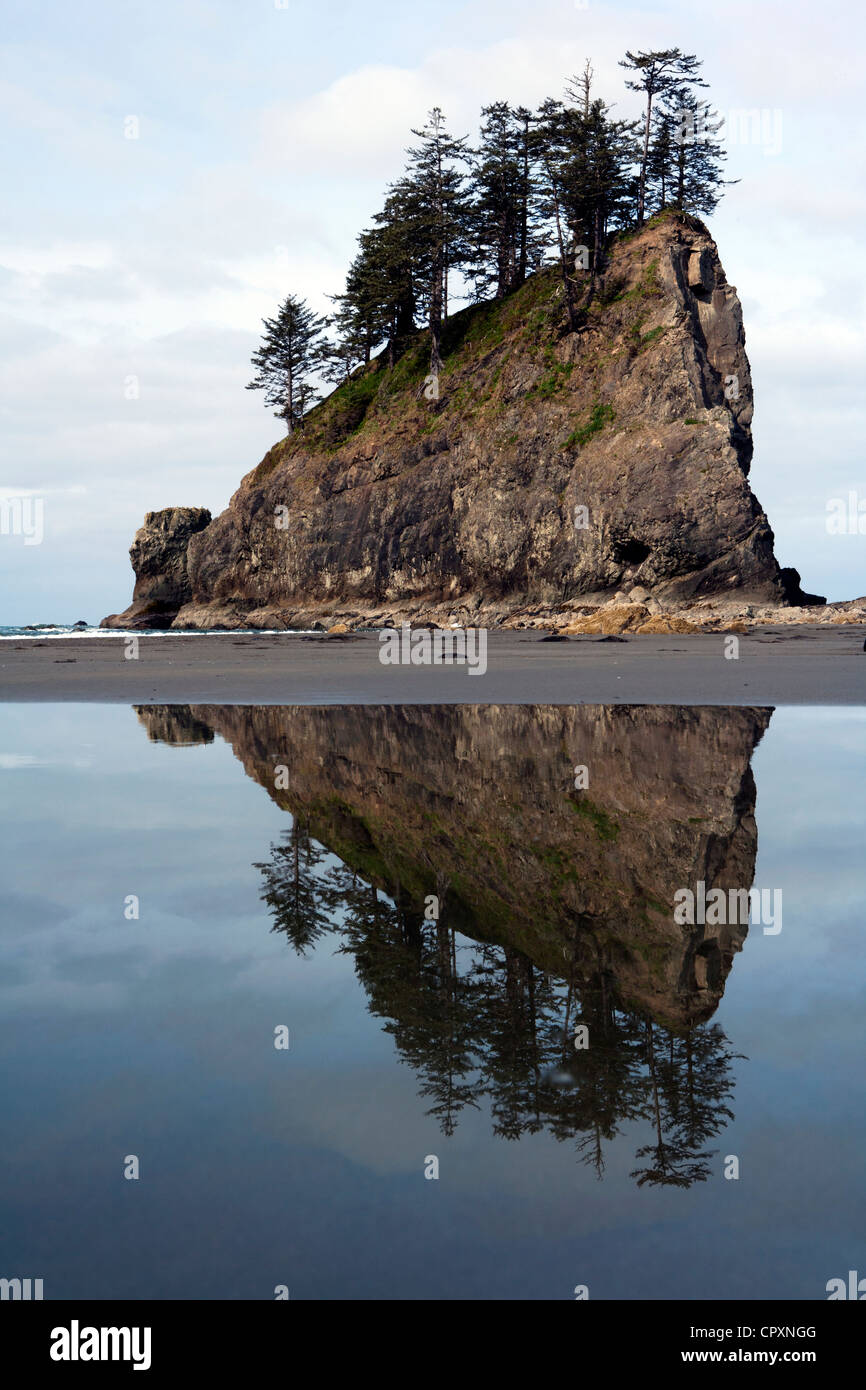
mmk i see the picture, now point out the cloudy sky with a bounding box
[1,0,863,622]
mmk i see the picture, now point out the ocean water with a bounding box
[0,627,319,639]
[0,702,864,1300]
[0,625,106,638]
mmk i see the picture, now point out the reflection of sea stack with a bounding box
[137,703,770,1029]
[133,704,214,745]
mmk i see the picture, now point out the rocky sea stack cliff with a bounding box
[104,213,833,633]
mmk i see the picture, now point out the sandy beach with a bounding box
[1,625,863,704]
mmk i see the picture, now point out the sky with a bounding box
[0,0,864,623]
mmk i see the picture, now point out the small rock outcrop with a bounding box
[102,507,211,629]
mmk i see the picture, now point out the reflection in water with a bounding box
[136,704,769,1187]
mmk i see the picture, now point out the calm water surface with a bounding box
[1,703,864,1300]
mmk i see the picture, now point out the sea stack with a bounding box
[102,214,823,632]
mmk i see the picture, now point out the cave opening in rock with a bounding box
[613,539,651,566]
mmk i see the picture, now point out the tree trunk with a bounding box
[517,113,530,285]
[430,303,442,377]
[638,93,653,224]
[593,204,603,276]
[497,202,509,297]
[430,147,444,376]
[285,343,296,434]
[548,168,578,331]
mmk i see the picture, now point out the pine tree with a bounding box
[320,269,374,388]
[332,191,419,376]
[467,102,543,299]
[514,105,536,286]
[645,102,677,213]
[246,294,328,434]
[559,74,638,271]
[532,83,635,327]
[368,187,420,365]
[400,108,471,378]
[319,305,367,388]
[533,96,580,329]
[661,85,731,216]
[619,48,706,224]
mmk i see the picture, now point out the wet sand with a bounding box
[1,626,864,704]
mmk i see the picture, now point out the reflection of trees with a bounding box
[255,822,745,1187]
[253,819,332,955]
[630,1021,743,1189]
[541,974,649,1180]
[335,871,482,1138]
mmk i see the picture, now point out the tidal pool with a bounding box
[0,703,864,1299]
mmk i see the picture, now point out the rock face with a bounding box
[102,507,211,629]
[136,701,770,1029]
[105,213,821,631]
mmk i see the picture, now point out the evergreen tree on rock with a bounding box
[401,107,471,379]
[619,48,706,224]
[246,294,328,434]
